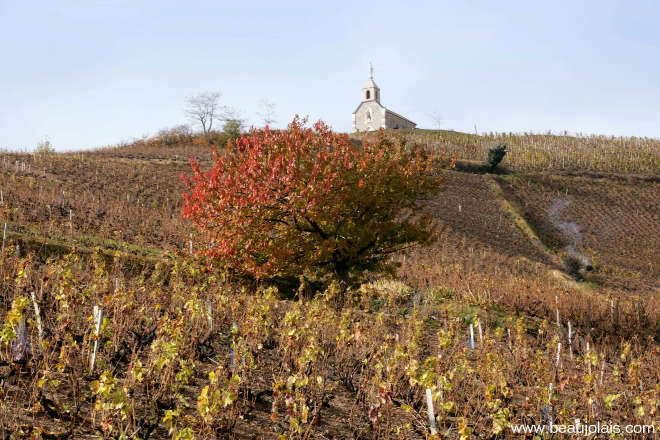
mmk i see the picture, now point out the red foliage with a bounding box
[182,117,452,282]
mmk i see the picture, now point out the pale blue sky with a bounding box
[1,0,659,150]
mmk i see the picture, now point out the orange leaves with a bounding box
[181,117,450,283]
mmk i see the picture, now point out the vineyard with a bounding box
[0,129,658,439]
[392,129,660,176]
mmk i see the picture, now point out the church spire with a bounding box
[362,63,380,103]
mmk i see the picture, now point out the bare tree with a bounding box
[184,91,222,136]
[256,98,277,127]
[429,111,443,129]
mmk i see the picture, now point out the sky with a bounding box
[1,0,659,151]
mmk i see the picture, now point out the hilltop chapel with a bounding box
[352,65,417,132]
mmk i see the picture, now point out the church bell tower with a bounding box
[362,63,380,103]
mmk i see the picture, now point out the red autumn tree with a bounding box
[182,117,451,284]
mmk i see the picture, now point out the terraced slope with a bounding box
[498,174,660,297]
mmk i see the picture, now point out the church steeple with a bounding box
[362,63,380,103]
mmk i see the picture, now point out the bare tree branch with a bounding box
[256,98,277,127]
[429,110,443,129]
[184,91,222,136]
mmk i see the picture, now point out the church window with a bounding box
[367,110,372,121]
[366,90,370,99]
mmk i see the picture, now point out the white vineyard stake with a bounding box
[189,233,193,255]
[556,342,561,368]
[90,305,104,374]
[478,320,483,344]
[2,223,6,252]
[425,388,437,435]
[468,323,475,350]
[568,321,573,360]
[30,291,43,355]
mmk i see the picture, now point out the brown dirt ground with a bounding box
[497,174,660,297]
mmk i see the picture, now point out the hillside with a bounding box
[390,128,660,176]
[0,131,658,438]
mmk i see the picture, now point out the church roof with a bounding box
[352,100,385,114]
[363,64,379,89]
[385,109,416,125]
[363,77,379,89]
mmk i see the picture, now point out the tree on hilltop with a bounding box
[184,91,222,136]
[257,98,277,127]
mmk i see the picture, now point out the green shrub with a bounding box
[487,143,507,170]
[222,119,243,140]
[563,255,582,280]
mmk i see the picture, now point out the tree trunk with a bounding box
[333,262,350,310]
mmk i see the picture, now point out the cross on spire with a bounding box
[369,62,374,78]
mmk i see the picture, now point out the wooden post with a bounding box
[614,300,619,329]
[13,318,29,362]
[230,322,238,371]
